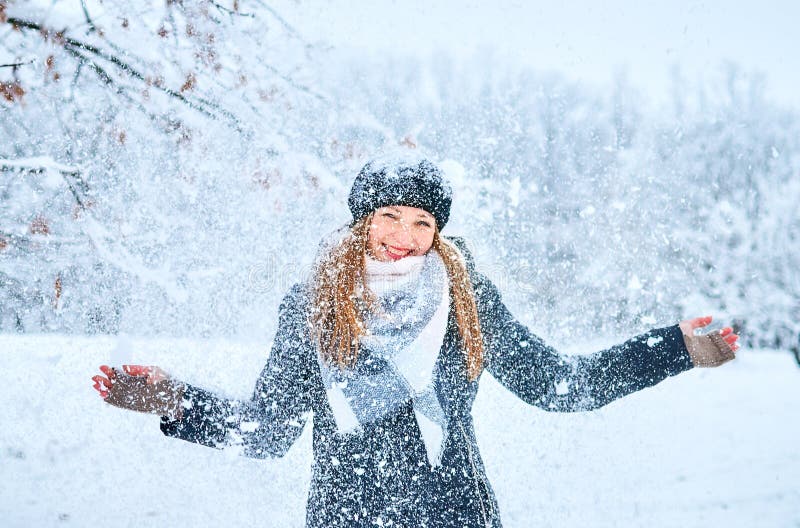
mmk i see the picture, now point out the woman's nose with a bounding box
[391,223,417,247]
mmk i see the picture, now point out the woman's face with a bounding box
[366,205,436,261]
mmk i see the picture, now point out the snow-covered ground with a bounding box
[1,334,798,527]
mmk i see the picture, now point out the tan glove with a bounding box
[94,365,185,419]
[683,330,736,368]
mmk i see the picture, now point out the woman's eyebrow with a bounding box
[382,206,431,219]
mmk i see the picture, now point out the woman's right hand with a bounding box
[679,315,738,367]
[92,365,185,419]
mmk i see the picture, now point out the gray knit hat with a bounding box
[348,155,453,229]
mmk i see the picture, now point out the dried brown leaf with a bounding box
[180,73,196,92]
[258,86,279,102]
[29,215,50,236]
[399,135,418,149]
[72,199,96,219]
[252,168,281,190]
[0,81,25,103]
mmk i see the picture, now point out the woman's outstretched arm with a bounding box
[158,284,316,458]
[472,273,737,412]
[93,284,317,459]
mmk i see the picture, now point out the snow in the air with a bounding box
[2,0,799,527]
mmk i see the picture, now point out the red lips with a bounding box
[384,244,413,260]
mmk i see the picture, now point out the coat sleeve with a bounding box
[160,285,316,458]
[473,273,694,412]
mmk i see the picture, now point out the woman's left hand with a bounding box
[679,315,739,367]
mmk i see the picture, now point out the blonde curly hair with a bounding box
[310,214,484,380]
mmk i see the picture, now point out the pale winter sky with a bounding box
[279,0,800,109]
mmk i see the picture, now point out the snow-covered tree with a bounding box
[2,4,797,352]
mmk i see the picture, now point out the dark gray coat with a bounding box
[161,240,693,527]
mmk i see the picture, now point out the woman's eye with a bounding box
[417,221,432,228]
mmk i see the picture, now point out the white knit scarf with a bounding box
[318,249,450,466]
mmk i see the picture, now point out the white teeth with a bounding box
[384,245,410,257]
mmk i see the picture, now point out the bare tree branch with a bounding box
[64,46,202,137]
[0,58,34,68]
[254,1,310,47]
[211,2,255,18]
[5,16,244,131]
[80,0,97,33]
[1,161,88,211]
[260,61,330,104]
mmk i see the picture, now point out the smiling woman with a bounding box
[367,205,436,261]
[92,153,738,527]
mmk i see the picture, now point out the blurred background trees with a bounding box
[2,1,798,352]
